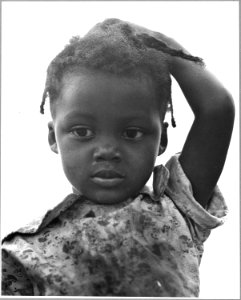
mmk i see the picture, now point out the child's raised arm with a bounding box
[133,25,235,207]
[162,36,235,208]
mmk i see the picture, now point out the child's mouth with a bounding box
[91,170,124,187]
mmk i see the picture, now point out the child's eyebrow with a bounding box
[62,112,96,122]
[119,114,155,123]
[119,111,162,123]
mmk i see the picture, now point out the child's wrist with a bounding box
[156,37,191,74]
[168,50,204,77]
[168,55,190,75]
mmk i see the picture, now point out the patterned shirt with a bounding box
[2,155,228,296]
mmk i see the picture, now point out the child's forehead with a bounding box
[64,68,153,84]
[61,68,158,100]
[55,69,162,121]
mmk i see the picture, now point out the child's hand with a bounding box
[125,20,183,52]
[126,21,203,72]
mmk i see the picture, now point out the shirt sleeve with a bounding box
[165,154,228,243]
[2,249,33,295]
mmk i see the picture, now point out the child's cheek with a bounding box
[59,149,85,183]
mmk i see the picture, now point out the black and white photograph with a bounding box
[1,1,239,298]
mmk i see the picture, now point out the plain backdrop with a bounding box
[1,1,239,299]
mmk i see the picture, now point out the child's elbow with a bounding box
[198,91,235,131]
[219,91,235,123]
[210,92,235,136]
[207,89,235,122]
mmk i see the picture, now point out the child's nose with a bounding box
[93,145,121,162]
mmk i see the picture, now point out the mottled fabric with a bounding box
[2,155,228,296]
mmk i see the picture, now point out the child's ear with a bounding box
[48,121,58,154]
[158,122,168,156]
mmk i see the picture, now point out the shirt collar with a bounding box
[140,164,170,200]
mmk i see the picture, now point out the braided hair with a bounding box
[41,18,204,127]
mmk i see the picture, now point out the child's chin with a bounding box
[90,196,128,205]
[87,190,133,205]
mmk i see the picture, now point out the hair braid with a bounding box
[40,89,47,114]
[138,33,205,66]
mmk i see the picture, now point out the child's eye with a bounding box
[123,128,144,140]
[71,127,94,138]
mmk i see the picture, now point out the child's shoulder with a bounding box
[2,194,80,244]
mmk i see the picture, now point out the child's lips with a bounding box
[91,170,124,187]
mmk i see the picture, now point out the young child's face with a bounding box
[49,71,163,204]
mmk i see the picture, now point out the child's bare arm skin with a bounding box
[134,25,235,207]
[161,35,235,208]
[172,58,234,207]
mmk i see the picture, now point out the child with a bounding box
[2,18,234,296]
